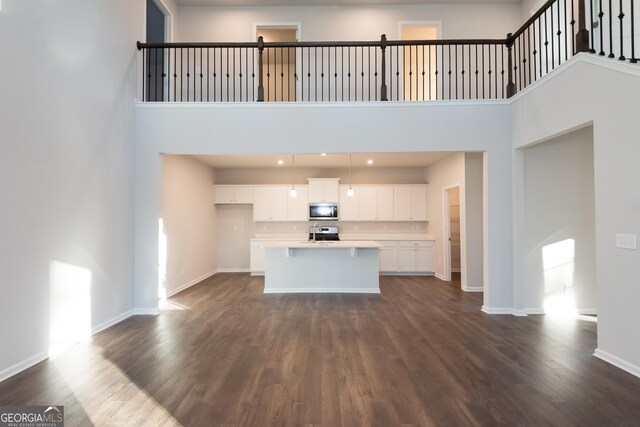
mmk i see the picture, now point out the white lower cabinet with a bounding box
[378,241,398,272]
[396,241,434,273]
[250,242,266,275]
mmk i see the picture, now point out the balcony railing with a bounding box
[137,0,637,103]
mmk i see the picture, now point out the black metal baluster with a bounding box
[154,48,158,102]
[245,48,249,102]
[475,44,478,99]
[441,45,445,100]
[368,46,372,101]
[538,18,543,77]
[315,46,318,101]
[550,5,556,69]
[232,48,236,102]
[335,47,339,101]
[590,0,596,52]
[599,0,605,55]
[301,47,304,101]
[361,47,365,101]
[272,48,276,101]
[199,48,203,102]
[506,34,515,98]
[618,0,626,60]
[482,43,486,98]
[448,45,452,100]
[226,47,231,101]
[564,0,569,60]
[142,48,146,101]
[533,23,538,82]
[375,46,378,101]
[167,48,171,102]
[631,0,637,62]
[487,45,492,99]
[422,45,426,100]
[239,48,243,102]
[252,47,256,102]
[308,47,312,101]
[147,48,152,101]
[267,48,271,101]
[429,45,432,100]
[187,48,190,101]
[571,0,576,55]
[341,46,344,101]
[321,47,324,102]
[455,45,458,99]
[557,0,562,65]
[461,45,465,99]
[608,0,615,57]
[435,45,439,100]
[470,44,473,99]
[501,43,506,98]
[281,47,284,101]
[545,11,550,73]
[396,46,400,101]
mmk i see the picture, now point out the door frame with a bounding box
[254,23,302,102]
[442,184,461,282]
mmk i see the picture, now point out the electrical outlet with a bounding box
[616,234,637,250]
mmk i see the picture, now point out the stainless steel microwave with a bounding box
[309,203,339,221]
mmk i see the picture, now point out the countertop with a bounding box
[261,240,382,249]
[252,234,434,241]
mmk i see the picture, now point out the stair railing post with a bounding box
[575,0,591,53]
[380,34,388,101]
[257,36,265,102]
[506,34,516,98]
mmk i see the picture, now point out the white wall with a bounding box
[176,4,521,41]
[217,205,255,271]
[162,155,218,296]
[522,126,596,313]
[135,102,514,314]
[464,152,484,291]
[512,55,640,375]
[215,167,428,185]
[424,153,465,280]
[0,0,142,379]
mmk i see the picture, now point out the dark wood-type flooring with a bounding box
[1,274,640,426]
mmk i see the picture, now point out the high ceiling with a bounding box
[175,0,518,6]
[192,152,455,169]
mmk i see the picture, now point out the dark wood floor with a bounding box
[2,274,640,426]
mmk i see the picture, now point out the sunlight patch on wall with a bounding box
[49,261,92,357]
[158,218,167,300]
[542,239,576,317]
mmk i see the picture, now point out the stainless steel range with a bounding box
[309,225,340,241]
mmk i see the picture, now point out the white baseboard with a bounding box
[380,272,434,277]
[132,308,161,316]
[216,268,250,273]
[462,286,483,292]
[92,309,134,335]
[525,308,546,315]
[264,287,380,294]
[594,348,640,379]
[250,272,265,277]
[435,273,446,281]
[166,269,217,298]
[511,309,529,317]
[578,308,598,315]
[0,352,48,384]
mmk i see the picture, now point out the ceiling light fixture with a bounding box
[347,154,355,197]
[321,153,327,157]
[367,159,374,165]
[289,154,297,198]
[278,160,284,165]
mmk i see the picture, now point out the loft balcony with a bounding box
[137,0,638,103]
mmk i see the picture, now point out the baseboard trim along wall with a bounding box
[264,288,381,294]
[216,268,250,273]
[594,348,640,379]
[482,306,544,316]
[578,308,598,315]
[462,285,483,292]
[166,270,217,298]
[92,309,134,335]
[132,308,162,316]
[0,352,49,384]
[435,273,446,281]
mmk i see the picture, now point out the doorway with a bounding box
[146,0,169,101]
[256,26,300,102]
[400,23,439,100]
[443,185,461,283]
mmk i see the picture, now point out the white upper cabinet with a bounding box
[358,186,394,221]
[253,186,288,221]
[214,185,254,204]
[339,185,359,221]
[308,178,340,203]
[287,186,309,221]
[393,185,429,221]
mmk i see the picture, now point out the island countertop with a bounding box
[261,240,382,249]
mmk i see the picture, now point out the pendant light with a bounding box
[289,153,297,198]
[347,153,355,197]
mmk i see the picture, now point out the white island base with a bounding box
[263,241,382,294]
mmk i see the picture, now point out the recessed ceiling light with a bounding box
[367,159,374,165]
[321,153,327,156]
[277,160,284,165]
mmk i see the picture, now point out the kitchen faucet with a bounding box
[311,222,319,243]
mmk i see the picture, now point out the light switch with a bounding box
[616,234,637,250]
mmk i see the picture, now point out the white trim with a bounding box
[594,349,640,379]
[216,268,250,273]
[462,286,483,292]
[0,352,48,384]
[525,308,546,315]
[264,288,380,294]
[435,273,446,281]
[398,20,443,41]
[380,272,434,276]
[132,308,161,316]
[482,306,515,314]
[92,310,134,335]
[578,308,598,315]
[165,270,217,297]
[251,272,265,277]
[511,309,528,317]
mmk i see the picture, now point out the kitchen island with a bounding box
[262,240,382,294]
